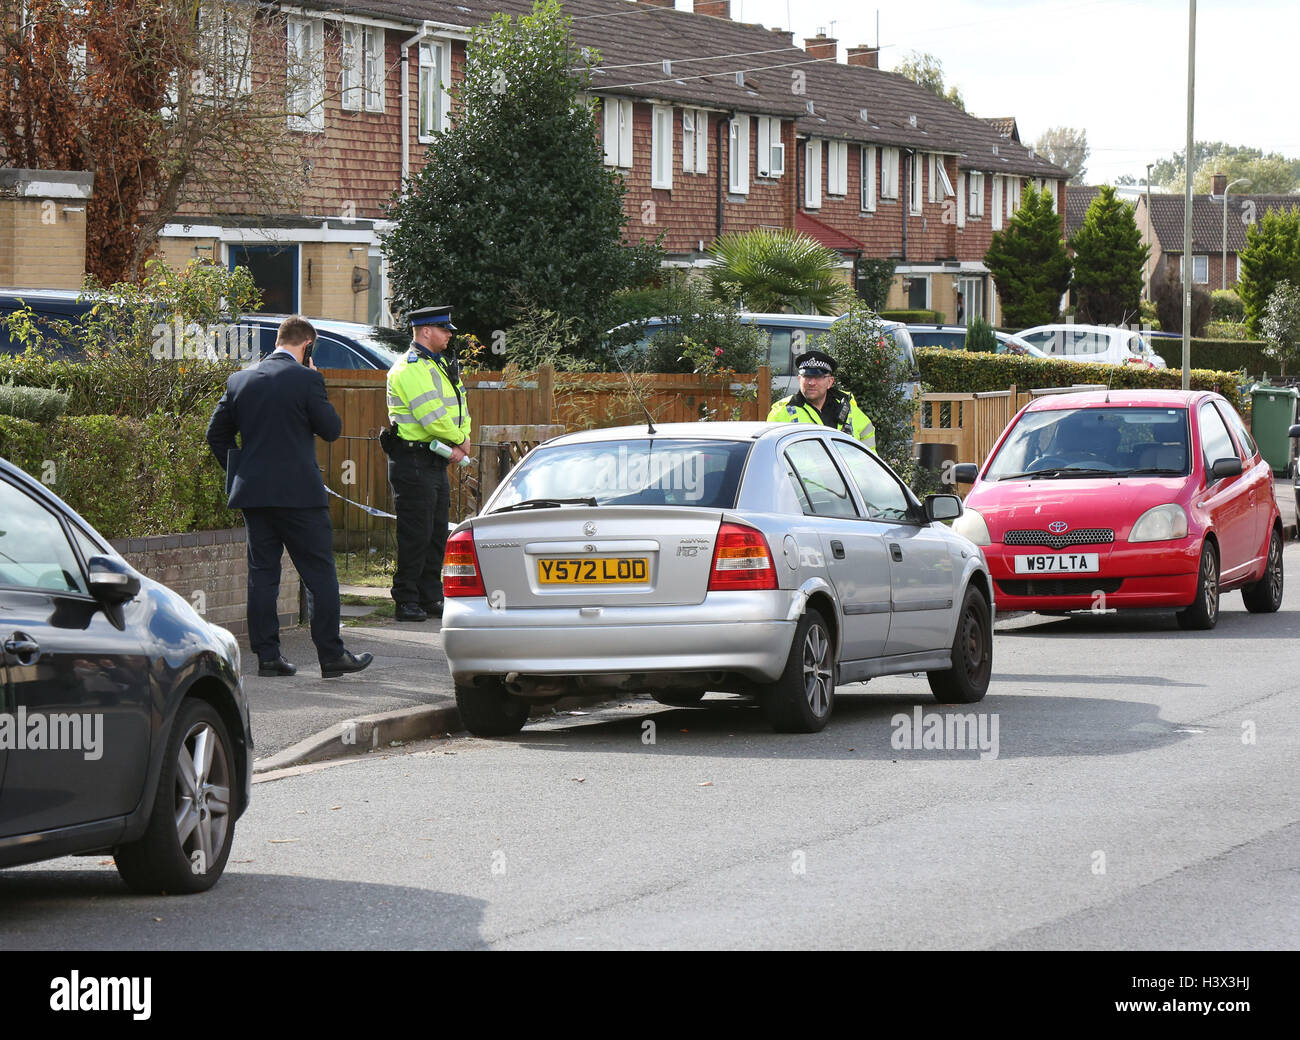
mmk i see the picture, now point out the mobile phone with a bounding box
[302,340,314,366]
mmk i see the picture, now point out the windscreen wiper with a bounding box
[1120,467,1185,476]
[490,497,599,514]
[998,466,1116,480]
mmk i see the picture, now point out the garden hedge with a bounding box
[916,348,1246,413]
[1148,337,1267,377]
[0,411,238,539]
[881,309,945,324]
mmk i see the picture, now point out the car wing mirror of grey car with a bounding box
[1288,423,1300,439]
[88,555,141,604]
[924,494,963,522]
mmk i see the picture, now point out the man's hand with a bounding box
[307,356,318,371]
[450,444,470,464]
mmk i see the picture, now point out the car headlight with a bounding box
[952,507,991,546]
[1128,504,1189,543]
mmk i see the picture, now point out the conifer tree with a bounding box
[983,186,1071,328]
[1069,185,1149,325]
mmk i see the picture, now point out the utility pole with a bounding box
[1145,163,1154,301]
[1181,0,1196,391]
[1222,177,1250,290]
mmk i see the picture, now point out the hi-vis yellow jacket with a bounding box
[768,388,876,452]
[386,347,471,448]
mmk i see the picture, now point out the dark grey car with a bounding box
[0,457,251,893]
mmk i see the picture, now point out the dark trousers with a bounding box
[388,448,450,606]
[244,507,344,664]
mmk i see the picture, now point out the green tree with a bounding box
[1260,281,1300,378]
[706,228,854,315]
[383,0,660,364]
[1033,127,1089,185]
[1151,141,1300,194]
[1068,185,1149,324]
[965,315,997,352]
[892,51,964,111]
[855,258,896,311]
[1237,207,1300,335]
[984,186,1071,329]
[821,302,919,480]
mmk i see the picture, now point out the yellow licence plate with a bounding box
[537,558,649,585]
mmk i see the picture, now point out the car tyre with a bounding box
[1176,542,1219,630]
[1242,527,1284,613]
[115,698,236,894]
[928,587,992,704]
[456,679,531,737]
[760,608,835,733]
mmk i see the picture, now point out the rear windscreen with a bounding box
[491,439,754,510]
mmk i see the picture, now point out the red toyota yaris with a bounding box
[952,390,1283,628]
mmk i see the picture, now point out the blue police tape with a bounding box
[324,486,398,520]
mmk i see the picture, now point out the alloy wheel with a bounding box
[174,721,232,875]
[802,624,834,717]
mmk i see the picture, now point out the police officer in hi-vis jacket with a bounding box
[767,349,876,451]
[385,306,472,622]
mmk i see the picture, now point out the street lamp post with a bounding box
[1222,177,1250,290]
[1145,163,1154,300]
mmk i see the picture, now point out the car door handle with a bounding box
[3,632,40,666]
[890,542,904,562]
[830,540,846,560]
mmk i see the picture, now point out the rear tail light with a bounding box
[443,529,486,597]
[708,521,778,591]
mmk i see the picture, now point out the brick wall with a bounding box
[0,197,88,289]
[110,528,300,641]
[300,242,370,322]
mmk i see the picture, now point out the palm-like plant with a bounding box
[706,228,854,315]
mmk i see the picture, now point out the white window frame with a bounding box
[651,105,674,189]
[1192,254,1210,284]
[728,115,750,195]
[602,97,634,168]
[190,4,253,100]
[805,138,822,209]
[860,145,877,212]
[756,117,784,179]
[957,172,966,228]
[287,15,325,133]
[909,152,923,215]
[968,172,985,217]
[364,26,385,113]
[928,154,940,204]
[1008,176,1022,214]
[992,174,1004,230]
[418,41,451,142]
[935,156,955,198]
[342,23,363,111]
[682,108,709,174]
[827,140,848,196]
[881,147,900,200]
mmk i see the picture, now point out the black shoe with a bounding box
[421,599,444,618]
[320,650,374,679]
[258,656,297,677]
[395,602,427,622]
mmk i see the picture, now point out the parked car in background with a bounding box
[952,389,1282,628]
[441,421,993,737]
[0,289,406,370]
[0,456,251,892]
[1015,323,1166,368]
[609,312,920,397]
[907,324,1050,358]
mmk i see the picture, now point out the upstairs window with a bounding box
[287,16,325,132]
[728,115,750,194]
[756,116,784,178]
[602,97,634,168]
[860,145,876,212]
[651,105,673,188]
[827,140,848,195]
[682,109,708,173]
[968,172,985,217]
[418,41,450,140]
[880,147,900,200]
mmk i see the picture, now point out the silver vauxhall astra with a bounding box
[441,422,994,736]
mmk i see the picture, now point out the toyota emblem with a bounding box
[583,521,597,536]
[1047,521,1069,534]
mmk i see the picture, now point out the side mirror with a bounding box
[87,555,141,604]
[1210,457,1243,479]
[925,494,963,522]
[1288,423,1300,439]
[953,463,979,484]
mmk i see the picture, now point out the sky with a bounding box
[670,0,1298,186]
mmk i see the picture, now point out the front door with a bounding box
[957,276,984,326]
[229,243,300,314]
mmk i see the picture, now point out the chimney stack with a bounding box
[1211,172,1227,196]
[695,1,732,18]
[846,45,879,68]
[804,33,838,62]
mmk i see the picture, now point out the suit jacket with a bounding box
[206,352,342,509]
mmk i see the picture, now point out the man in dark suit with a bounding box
[206,315,372,679]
